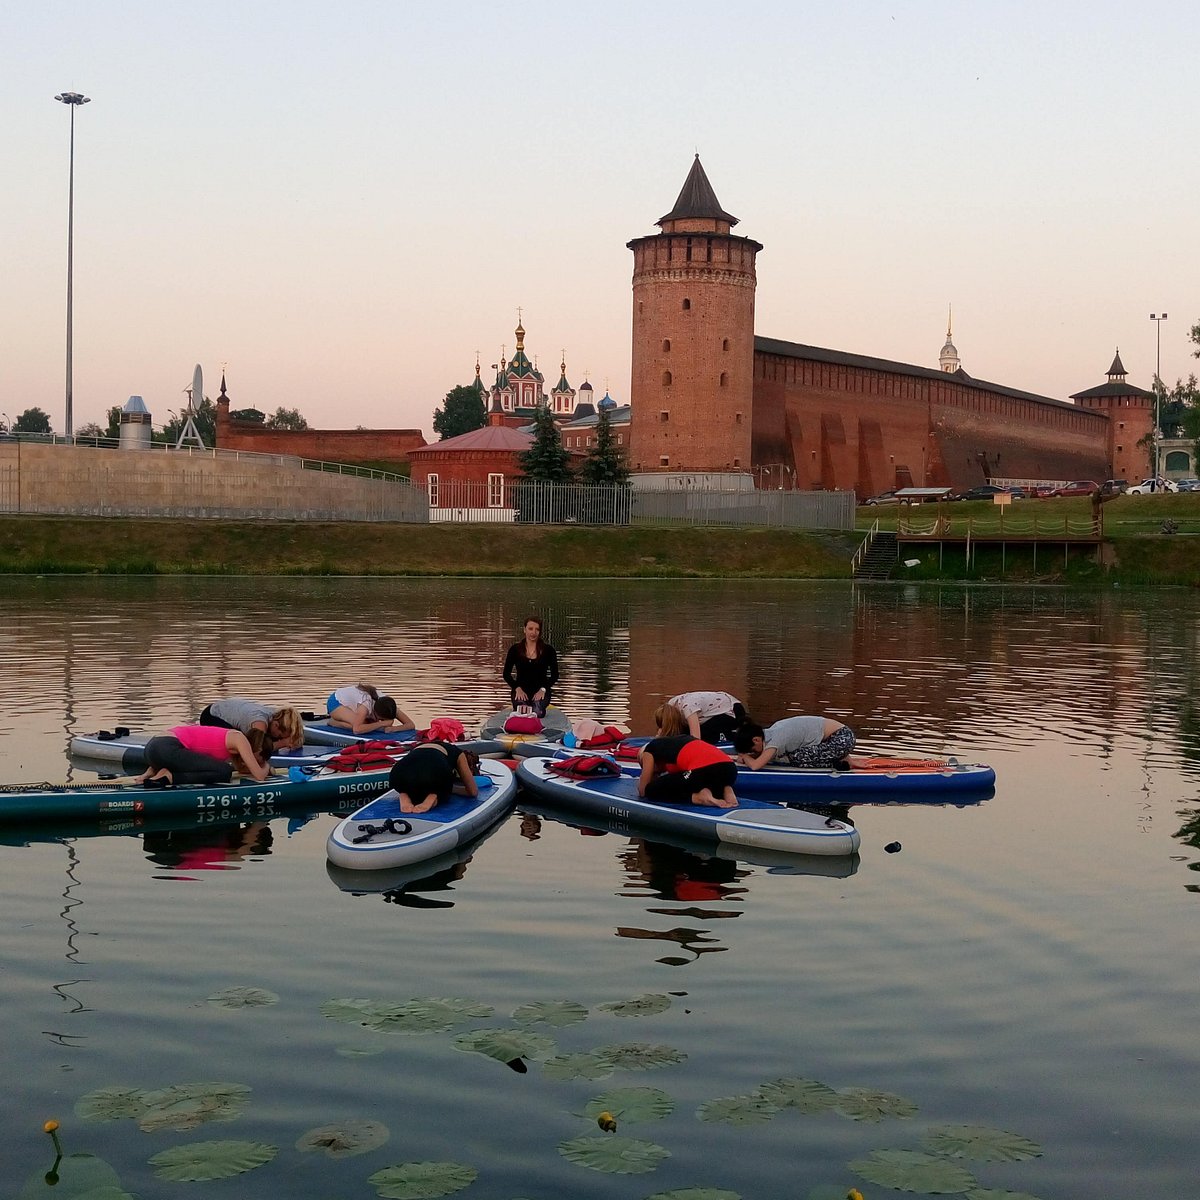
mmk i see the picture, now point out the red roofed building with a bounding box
[407,404,532,515]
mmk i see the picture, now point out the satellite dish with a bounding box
[175,363,207,449]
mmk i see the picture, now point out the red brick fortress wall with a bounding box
[753,340,1110,495]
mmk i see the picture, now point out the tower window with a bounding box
[660,456,670,467]
[720,372,728,388]
[682,298,691,311]
[735,411,742,423]
[662,339,671,352]
[662,370,672,386]
[686,237,693,262]
[660,411,669,423]
[722,338,729,352]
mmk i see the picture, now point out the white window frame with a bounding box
[427,473,439,507]
[487,473,504,507]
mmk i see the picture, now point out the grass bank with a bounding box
[0,516,859,578]
[1,512,1196,584]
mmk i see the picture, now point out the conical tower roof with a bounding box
[658,155,738,227]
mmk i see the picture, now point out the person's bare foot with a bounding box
[692,789,737,809]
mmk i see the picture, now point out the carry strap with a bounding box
[351,817,414,844]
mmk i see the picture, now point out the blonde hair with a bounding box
[653,702,688,736]
[270,707,305,749]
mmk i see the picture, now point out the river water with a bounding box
[2,576,1198,1199]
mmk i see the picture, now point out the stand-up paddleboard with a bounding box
[302,721,419,748]
[516,757,859,857]
[478,706,570,751]
[326,759,516,871]
[518,737,994,799]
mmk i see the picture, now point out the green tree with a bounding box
[265,406,309,431]
[14,407,52,434]
[432,383,487,440]
[230,407,265,424]
[579,407,630,486]
[519,403,572,482]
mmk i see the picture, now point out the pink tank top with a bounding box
[171,724,230,758]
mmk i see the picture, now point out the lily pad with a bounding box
[512,999,589,1027]
[594,1042,688,1071]
[297,1117,389,1158]
[835,1086,918,1122]
[149,1139,277,1182]
[645,1190,741,1200]
[922,1125,1043,1163]
[597,993,672,1017]
[559,1133,670,1174]
[850,1148,976,1194]
[18,1153,133,1199]
[137,1082,250,1131]
[367,1160,478,1199]
[454,1027,556,1063]
[697,1094,781,1126]
[542,1052,615,1082]
[75,1087,148,1122]
[757,1076,839,1114]
[584,1086,674,1123]
[206,985,278,1008]
[322,998,389,1025]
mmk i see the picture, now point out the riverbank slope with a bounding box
[3,514,1198,583]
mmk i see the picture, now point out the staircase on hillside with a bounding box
[853,530,898,580]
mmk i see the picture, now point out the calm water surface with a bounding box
[2,577,1198,1199]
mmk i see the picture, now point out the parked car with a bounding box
[1127,478,1178,495]
[1101,479,1128,494]
[1173,478,1199,492]
[1048,481,1100,497]
[955,484,1015,502]
[862,490,898,506]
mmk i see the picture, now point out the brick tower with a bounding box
[627,156,762,473]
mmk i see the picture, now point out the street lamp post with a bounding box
[55,91,90,440]
[1150,312,1168,483]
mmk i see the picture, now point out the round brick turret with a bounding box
[627,156,762,473]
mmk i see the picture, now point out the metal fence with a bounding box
[428,479,855,530]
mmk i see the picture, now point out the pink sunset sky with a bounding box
[4,0,1198,438]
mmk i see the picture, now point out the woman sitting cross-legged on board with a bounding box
[502,616,559,717]
[733,716,868,770]
[139,724,271,788]
[387,741,480,814]
[639,705,738,808]
[326,684,414,735]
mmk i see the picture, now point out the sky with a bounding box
[3,1,1198,439]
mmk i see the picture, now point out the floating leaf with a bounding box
[597,993,672,1017]
[75,1087,148,1122]
[512,999,588,1027]
[297,1117,389,1158]
[923,1125,1043,1163]
[18,1153,133,1199]
[584,1086,674,1123]
[368,1160,478,1199]
[697,1094,781,1126]
[543,1053,614,1081]
[454,1027,556,1063]
[206,985,278,1008]
[645,1190,741,1200]
[965,1190,1047,1200]
[595,1042,688,1072]
[558,1133,670,1174]
[137,1082,250,1131]
[758,1076,839,1114]
[322,998,388,1025]
[149,1139,277,1182]
[850,1148,975,1193]
[836,1087,918,1122]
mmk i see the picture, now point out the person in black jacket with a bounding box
[502,616,559,716]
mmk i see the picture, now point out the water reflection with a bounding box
[143,821,274,878]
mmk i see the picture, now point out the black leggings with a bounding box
[389,747,455,805]
[645,761,737,803]
[144,736,233,785]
